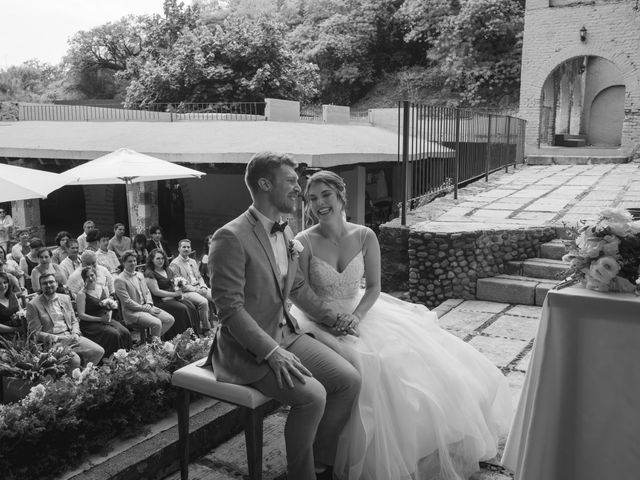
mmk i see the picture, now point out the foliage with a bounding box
[0,60,64,102]
[434,0,524,107]
[561,208,640,292]
[0,334,76,382]
[123,11,318,105]
[0,329,212,480]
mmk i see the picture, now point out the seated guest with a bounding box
[19,237,43,292]
[169,239,213,333]
[144,248,198,338]
[66,250,115,298]
[114,251,174,340]
[10,228,30,263]
[26,273,104,368]
[77,220,95,253]
[108,223,132,260]
[30,247,65,294]
[146,225,171,259]
[132,234,149,267]
[84,228,100,252]
[51,230,71,265]
[0,245,25,289]
[58,239,82,283]
[96,232,120,274]
[76,266,131,358]
[0,272,24,339]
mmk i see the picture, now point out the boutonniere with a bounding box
[288,239,304,260]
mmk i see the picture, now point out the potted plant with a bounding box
[0,334,76,403]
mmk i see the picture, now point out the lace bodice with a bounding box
[308,251,365,304]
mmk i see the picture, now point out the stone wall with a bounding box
[519,0,640,156]
[381,224,557,308]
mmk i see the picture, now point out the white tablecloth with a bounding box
[502,286,640,480]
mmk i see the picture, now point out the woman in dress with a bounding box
[291,171,513,480]
[132,234,149,267]
[76,266,131,358]
[30,247,65,294]
[19,237,42,293]
[144,248,198,337]
[0,245,25,289]
[52,230,71,264]
[198,234,213,288]
[0,272,24,340]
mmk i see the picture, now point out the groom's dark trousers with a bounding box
[206,207,360,479]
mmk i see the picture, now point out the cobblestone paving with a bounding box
[163,299,537,480]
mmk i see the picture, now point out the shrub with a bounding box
[0,329,212,480]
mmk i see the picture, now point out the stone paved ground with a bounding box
[162,298,537,480]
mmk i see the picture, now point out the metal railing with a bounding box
[18,102,266,122]
[398,101,526,225]
[299,104,323,122]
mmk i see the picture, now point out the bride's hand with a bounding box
[334,313,359,336]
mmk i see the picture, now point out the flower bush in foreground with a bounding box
[0,329,212,480]
[562,208,640,292]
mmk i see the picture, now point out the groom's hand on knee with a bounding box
[267,347,312,389]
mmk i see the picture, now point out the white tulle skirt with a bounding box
[291,292,513,480]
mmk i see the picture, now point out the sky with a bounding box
[0,0,168,68]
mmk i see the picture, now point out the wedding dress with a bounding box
[291,248,513,480]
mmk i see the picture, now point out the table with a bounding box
[502,286,640,480]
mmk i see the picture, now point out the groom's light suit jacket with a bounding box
[205,206,336,384]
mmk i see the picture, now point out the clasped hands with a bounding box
[332,312,360,336]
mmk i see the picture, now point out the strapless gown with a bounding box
[290,252,513,480]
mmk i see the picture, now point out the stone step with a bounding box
[477,275,557,306]
[504,257,568,280]
[539,239,567,260]
[526,155,629,165]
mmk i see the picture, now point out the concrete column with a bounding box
[10,198,45,241]
[126,181,159,235]
[341,166,366,225]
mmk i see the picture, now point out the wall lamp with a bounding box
[580,26,587,42]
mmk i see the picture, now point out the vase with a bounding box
[1,376,32,404]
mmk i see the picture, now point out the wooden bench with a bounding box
[171,358,274,480]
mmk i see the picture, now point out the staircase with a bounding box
[476,239,568,305]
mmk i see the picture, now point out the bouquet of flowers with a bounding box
[562,208,640,292]
[98,298,118,310]
[173,276,188,291]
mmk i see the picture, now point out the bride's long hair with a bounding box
[303,170,348,225]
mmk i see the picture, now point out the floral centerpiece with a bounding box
[562,208,640,292]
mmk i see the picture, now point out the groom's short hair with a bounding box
[245,151,297,195]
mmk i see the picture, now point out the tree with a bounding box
[123,14,319,106]
[0,60,63,102]
[435,0,524,106]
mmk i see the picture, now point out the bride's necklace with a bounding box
[320,225,347,246]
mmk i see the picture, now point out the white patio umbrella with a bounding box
[0,163,69,202]
[61,148,205,185]
[61,148,205,233]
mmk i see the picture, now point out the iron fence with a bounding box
[398,101,526,225]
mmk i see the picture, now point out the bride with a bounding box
[291,171,513,480]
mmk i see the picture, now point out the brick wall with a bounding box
[520,0,640,155]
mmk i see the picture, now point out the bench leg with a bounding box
[177,388,191,480]
[243,406,264,480]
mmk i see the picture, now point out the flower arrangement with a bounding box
[562,208,640,292]
[0,334,76,382]
[0,329,213,479]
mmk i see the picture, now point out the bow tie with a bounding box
[270,221,288,235]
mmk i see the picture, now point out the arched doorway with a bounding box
[539,56,624,147]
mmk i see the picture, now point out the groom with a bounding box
[206,151,361,479]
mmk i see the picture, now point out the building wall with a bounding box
[519,0,640,156]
